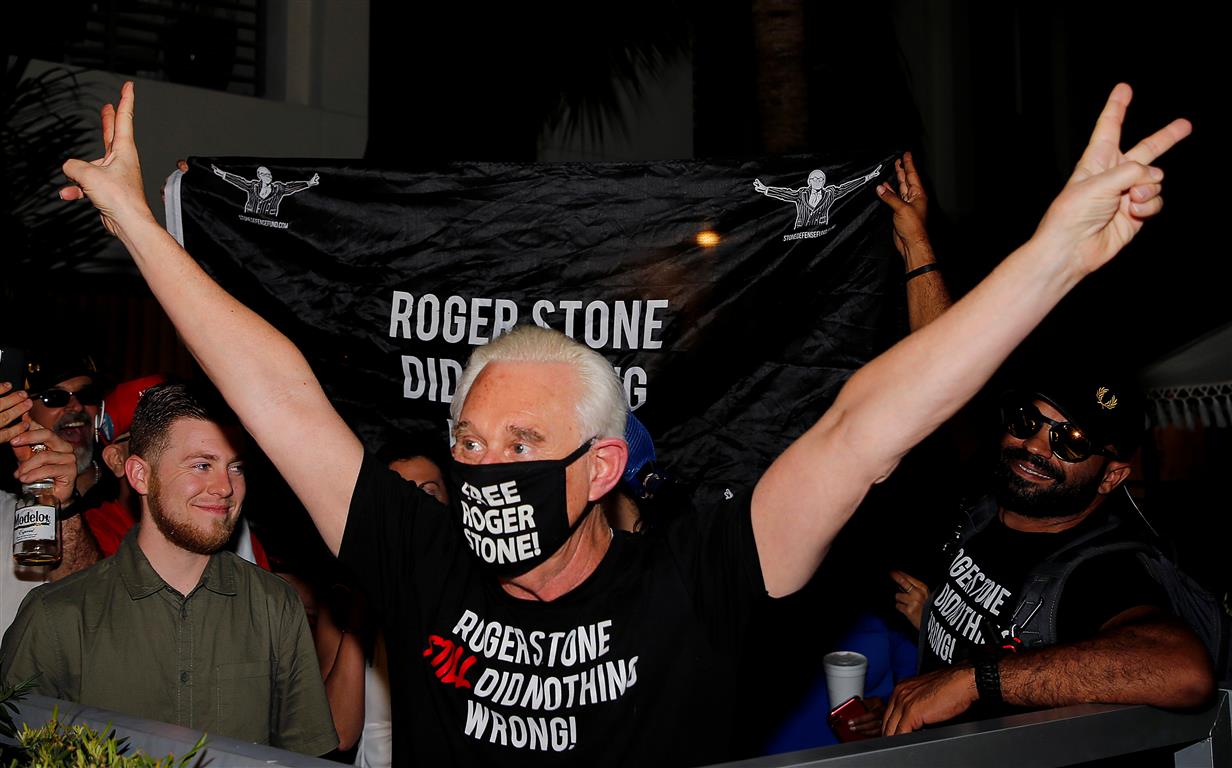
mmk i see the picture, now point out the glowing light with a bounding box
[695,230,721,248]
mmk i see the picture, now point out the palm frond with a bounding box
[536,3,692,148]
[1,61,110,301]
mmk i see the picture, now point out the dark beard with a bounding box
[147,473,235,555]
[993,447,1103,519]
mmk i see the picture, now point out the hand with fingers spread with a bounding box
[1,383,34,445]
[881,664,977,736]
[890,570,929,631]
[1035,83,1191,276]
[59,81,157,238]
[876,152,932,268]
[10,423,80,504]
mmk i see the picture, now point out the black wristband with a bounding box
[973,652,1002,706]
[58,487,83,520]
[905,263,940,281]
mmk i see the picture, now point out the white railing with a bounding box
[710,688,1231,768]
[6,688,1229,767]
[4,694,337,767]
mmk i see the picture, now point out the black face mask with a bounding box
[449,440,594,577]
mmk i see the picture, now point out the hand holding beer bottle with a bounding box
[4,384,80,565]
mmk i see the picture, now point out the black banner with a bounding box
[167,154,902,500]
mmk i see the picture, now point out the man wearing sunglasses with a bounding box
[1,351,106,582]
[0,384,85,634]
[27,357,102,474]
[881,372,1212,735]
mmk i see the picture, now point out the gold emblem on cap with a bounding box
[1096,387,1118,410]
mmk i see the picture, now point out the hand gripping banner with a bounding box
[166,154,901,500]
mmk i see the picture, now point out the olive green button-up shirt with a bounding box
[0,531,337,756]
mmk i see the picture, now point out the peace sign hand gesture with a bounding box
[59,81,157,238]
[1035,83,1191,278]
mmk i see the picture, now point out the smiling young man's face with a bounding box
[29,375,100,474]
[139,417,246,555]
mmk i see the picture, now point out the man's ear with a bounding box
[102,444,127,479]
[126,454,151,496]
[587,438,629,502]
[1098,459,1132,495]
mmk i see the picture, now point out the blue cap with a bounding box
[622,413,656,489]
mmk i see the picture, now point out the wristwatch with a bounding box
[58,487,84,520]
[973,647,1003,706]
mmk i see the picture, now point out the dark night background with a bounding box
[7,1,1221,393]
[365,2,1225,366]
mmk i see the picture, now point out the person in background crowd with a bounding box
[880,370,1212,735]
[9,351,109,578]
[0,384,81,634]
[84,373,272,567]
[601,413,688,534]
[875,151,952,332]
[378,435,451,503]
[85,374,166,556]
[2,383,338,754]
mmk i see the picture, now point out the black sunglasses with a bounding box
[33,383,103,408]
[1001,401,1113,464]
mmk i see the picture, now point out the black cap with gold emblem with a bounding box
[23,349,104,395]
[1004,367,1145,460]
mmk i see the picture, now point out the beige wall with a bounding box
[26,0,369,232]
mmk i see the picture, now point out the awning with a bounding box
[1140,321,1232,429]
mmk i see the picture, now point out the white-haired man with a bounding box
[59,82,1207,765]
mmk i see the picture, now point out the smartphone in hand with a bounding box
[1,346,28,428]
[828,695,871,743]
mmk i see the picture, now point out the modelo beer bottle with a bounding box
[13,479,61,566]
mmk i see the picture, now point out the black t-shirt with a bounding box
[339,453,767,767]
[920,504,1167,673]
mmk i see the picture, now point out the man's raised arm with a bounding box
[751,84,1191,597]
[876,152,953,331]
[60,82,360,553]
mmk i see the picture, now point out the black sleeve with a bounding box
[337,451,456,621]
[662,490,768,639]
[1057,551,1169,642]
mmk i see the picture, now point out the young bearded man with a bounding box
[1,383,338,755]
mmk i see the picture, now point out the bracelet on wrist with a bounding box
[58,487,84,520]
[905,263,940,281]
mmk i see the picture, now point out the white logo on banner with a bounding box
[753,164,881,241]
[212,164,320,228]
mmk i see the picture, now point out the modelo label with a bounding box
[13,505,56,544]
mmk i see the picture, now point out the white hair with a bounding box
[450,325,628,440]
